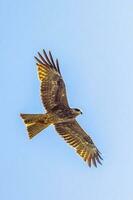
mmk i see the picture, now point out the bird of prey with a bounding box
[20,50,103,167]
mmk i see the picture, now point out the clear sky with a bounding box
[1,0,133,199]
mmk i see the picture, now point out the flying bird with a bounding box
[20,50,103,167]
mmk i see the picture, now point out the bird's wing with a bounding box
[35,50,69,111]
[55,120,103,167]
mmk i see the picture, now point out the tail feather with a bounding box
[27,123,48,139]
[20,114,45,124]
[20,113,50,139]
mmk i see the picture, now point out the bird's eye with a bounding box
[75,108,80,112]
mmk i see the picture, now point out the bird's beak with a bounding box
[80,111,83,114]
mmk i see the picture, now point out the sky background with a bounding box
[0,0,133,199]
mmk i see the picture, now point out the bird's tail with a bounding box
[20,113,51,139]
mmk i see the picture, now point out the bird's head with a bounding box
[72,108,83,116]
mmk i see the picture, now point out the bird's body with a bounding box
[20,50,103,167]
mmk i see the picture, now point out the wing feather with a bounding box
[55,120,103,167]
[35,50,69,111]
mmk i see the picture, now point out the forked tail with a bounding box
[20,114,50,139]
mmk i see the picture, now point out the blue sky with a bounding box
[1,0,133,199]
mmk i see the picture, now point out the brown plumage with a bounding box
[20,50,103,167]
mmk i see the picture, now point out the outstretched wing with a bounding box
[55,120,103,167]
[35,50,69,111]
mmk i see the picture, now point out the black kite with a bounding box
[20,50,103,167]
